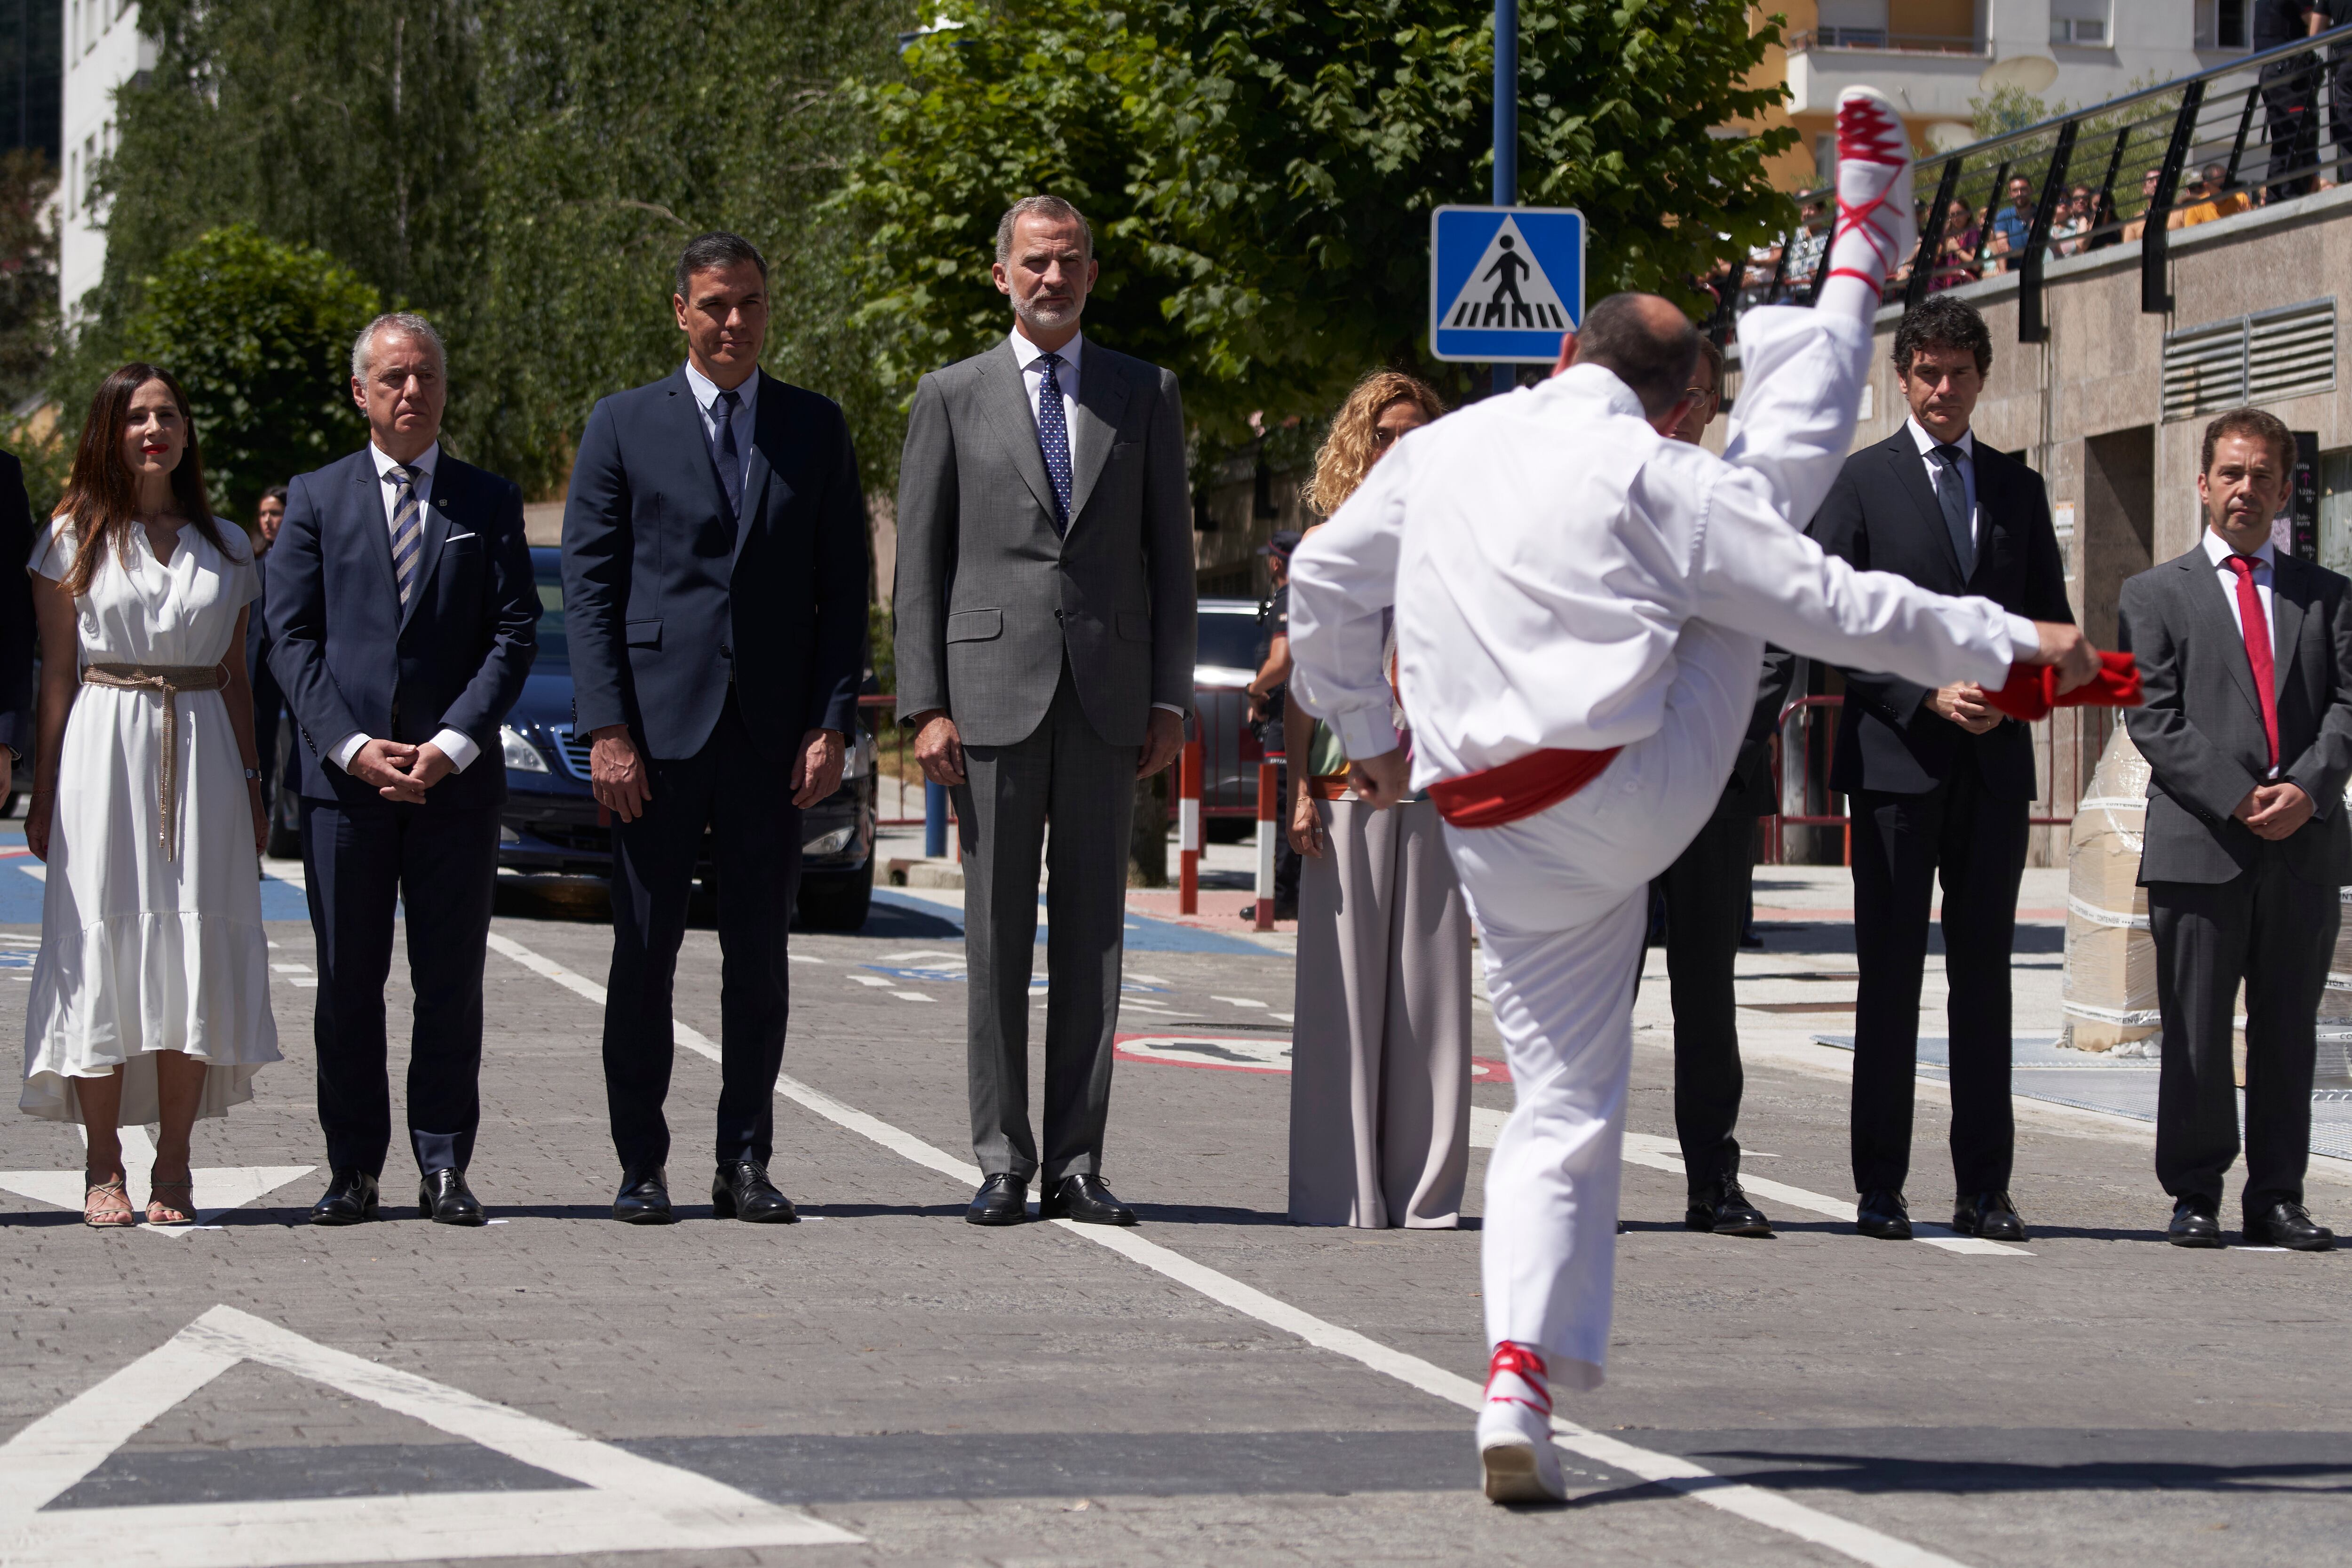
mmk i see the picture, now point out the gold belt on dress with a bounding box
[81,662,228,861]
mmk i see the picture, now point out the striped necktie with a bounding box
[389,463,424,606]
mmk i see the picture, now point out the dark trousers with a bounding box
[602,691,802,1173]
[300,797,499,1176]
[251,663,286,803]
[954,664,1137,1184]
[2147,848,2336,1219]
[1655,812,1756,1191]
[2263,57,2322,201]
[1849,764,2028,1196]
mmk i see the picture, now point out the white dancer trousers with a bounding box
[1443,616,1766,1390]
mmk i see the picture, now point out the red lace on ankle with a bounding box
[1828,95,1908,287]
[1484,1341,1552,1416]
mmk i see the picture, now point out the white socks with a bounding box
[1819,85,1918,330]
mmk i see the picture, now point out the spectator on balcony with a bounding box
[2120,166,2167,243]
[2050,186,2094,256]
[2257,0,2327,201]
[2326,0,2352,187]
[1779,200,1828,301]
[1928,199,1979,292]
[2180,163,2254,227]
[1282,368,1470,1230]
[1989,174,2035,269]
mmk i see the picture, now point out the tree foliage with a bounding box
[840,0,1796,451]
[118,224,380,520]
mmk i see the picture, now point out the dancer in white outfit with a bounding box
[1287,88,2102,1502]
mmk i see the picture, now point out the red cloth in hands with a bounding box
[1981,650,2143,724]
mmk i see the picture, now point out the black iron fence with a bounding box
[1709,26,2352,344]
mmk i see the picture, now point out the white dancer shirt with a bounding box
[1289,322,2039,790]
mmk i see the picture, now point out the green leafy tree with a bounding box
[840,0,1796,454]
[117,224,381,520]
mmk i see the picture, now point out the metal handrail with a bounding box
[1720,24,2352,337]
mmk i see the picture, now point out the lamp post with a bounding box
[1491,0,1518,399]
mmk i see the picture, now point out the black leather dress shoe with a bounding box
[966,1173,1028,1226]
[1951,1191,2026,1242]
[2167,1198,2224,1249]
[1039,1173,1136,1226]
[1855,1189,1912,1240]
[612,1166,675,1225]
[418,1168,485,1226]
[712,1160,799,1224]
[310,1169,379,1226]
[1685,1176,1772,1237]
[2244,1200,2335,1251]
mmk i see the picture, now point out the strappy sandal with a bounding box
[84,1173,137,1228]
[146,1170,196,1226]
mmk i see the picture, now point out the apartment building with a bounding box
[58,0,149,321]
[1750,2,2278,189]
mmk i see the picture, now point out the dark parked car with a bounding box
[266,546,879,930]
[1192,596,1274,830]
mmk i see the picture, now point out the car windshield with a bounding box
[532,574,569,667]
[1196,609,1266,673]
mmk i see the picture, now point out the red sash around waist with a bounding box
[1425,746,1625,829]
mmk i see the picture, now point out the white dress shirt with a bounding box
[1906,417,1979,550]
[1009,327,1082,435]
[683,358,758,500]
[2201,525,2277,645]
[1289,340,2038,788]
[328,440,480,775]
[1005,327,1184,721]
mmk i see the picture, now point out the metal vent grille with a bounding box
[2247,299,2338,406]
[2164,298,2336,422]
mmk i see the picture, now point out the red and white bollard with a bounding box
[1254,758,1279,931]
[1177,738,1202,915]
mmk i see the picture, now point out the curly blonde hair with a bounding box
[1302,370,1448,518]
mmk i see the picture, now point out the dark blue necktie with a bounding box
[711,387,743,518]
[1036,351,1073,534]
[1931,443,1974,579]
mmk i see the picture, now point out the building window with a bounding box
[2196,0,2251,49]
[1816,1,1889,49]
[2051,0,2109,47]
[2320,452,2352,580]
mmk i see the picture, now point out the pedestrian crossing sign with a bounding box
[1429,206,1586,363]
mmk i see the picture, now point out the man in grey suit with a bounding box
[2120,407,2352,1253]
[894,195,1196,1227]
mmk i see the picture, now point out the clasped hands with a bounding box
[1933,621,2103,733]
[2235,779,2316,841]
[345,738,455,805]
[585,724,846,821]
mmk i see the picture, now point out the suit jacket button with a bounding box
[720,644,732,658]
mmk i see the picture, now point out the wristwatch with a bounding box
[244,768,261,782]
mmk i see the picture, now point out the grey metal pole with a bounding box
[1491,0,1518,398]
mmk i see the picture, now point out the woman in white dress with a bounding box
[22,363,279,1226]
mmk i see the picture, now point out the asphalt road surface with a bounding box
[0,836,2345,1568]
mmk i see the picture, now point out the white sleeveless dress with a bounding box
[20,519,281,1123]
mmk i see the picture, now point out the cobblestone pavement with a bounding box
[1,827,2347,1568]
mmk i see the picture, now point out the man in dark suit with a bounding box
[1807,294,2072,1243]
[563,232,867,1226]
[270,313,538,1226]
[2120,408,2352,1252]
[246,485,290,811]
[1653,336,1789,1238]
[894,196,1195,1227]
[0,450,32,802]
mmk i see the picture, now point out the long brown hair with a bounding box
[52,364,229,599]
[1302,370,1448,518]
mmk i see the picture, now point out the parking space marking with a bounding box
[890,991,936,1003]
[0,1305,857,1565]
[1468,1110,2030,1257]
[485,930,1968,1568]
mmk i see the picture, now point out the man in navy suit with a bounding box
[561,233,867,1225]
[270,313,537,1227]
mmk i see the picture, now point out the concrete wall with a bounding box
[1721,181,2352,861]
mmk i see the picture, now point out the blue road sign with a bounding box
[1429,206,1585,364]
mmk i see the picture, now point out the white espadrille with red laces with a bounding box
[1476,1340,1566,1503]
[1825,85,1919,290]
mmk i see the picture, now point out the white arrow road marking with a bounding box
[0,1305,858,1566]
[485,930,1971,1568]
[0,1125,311,1235]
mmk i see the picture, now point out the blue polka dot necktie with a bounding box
[1035,350,1073,535]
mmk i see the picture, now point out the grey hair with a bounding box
[994,196,1093,265]
[350,312,446,382]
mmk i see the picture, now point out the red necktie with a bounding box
[2222,554,2280,772]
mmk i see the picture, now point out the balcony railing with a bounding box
[1788,28,1986,57]
[1709,24,2352,342]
